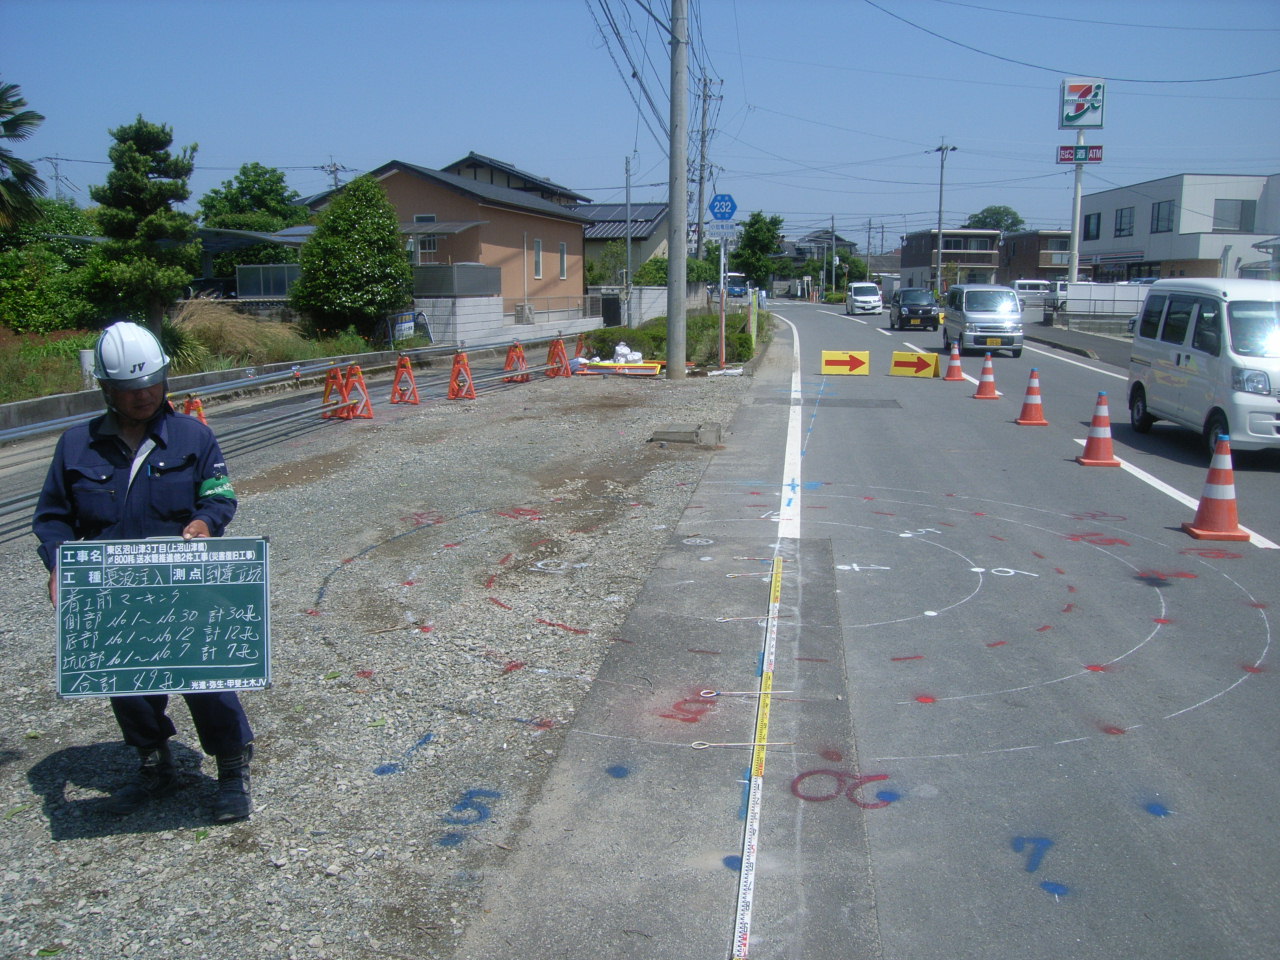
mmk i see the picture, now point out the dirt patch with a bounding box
[236,449,358,495]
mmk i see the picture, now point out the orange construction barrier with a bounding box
[340,364,373,419]
[321,367,349,419]
[448,352,477,400]
[574,333,588,359]
[503,342,531,383]
[1182,435,1250,541]
[943,342,965,382]
[1014,368,1049,426]
[971,353,1000,399]
[1076,391,1121,466]
[181,395,208,425]
[390,356,420,404]
[545,338,572,378]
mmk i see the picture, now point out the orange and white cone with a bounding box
[1076,391,1121,466]
[971,353,999,399]
[1015,368,1049,425]
[943,342,965,382]
[1182,435,1250,541]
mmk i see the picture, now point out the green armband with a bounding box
[199,475,236,500]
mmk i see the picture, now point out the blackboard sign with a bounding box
[56,537,271,698]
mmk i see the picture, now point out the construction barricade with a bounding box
[503,342,531,383]
[449,352,477,399]
[390,356,420,404]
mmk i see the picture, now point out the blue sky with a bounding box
[5,0,1278,252]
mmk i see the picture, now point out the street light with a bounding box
[933,142,957,298]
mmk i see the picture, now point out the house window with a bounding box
[559,242,567,280]
[1083,212,1100,241]
[1213,198,1256,233]
[1047,238,1069,251]
[1151,200,1174,234]
[533,239,542,279]
[1114,207,1134,238]
[414,214,437,263]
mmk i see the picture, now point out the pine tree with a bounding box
[86,116,199,332]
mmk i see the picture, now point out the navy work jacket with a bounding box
[33,406,237,572]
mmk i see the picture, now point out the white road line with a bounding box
[1024,342,1126,380]
[1071,439,1278,549]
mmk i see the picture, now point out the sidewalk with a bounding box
[1023,319,1132,368]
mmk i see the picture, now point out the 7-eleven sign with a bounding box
[1059,77,1105,130]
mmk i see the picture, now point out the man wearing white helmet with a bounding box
[33,321,255,823]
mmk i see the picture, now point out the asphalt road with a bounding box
[454,302,1279,960]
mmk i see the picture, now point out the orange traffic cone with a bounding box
[943,342,965,382]
[1015,369,1049,425]
[448,352,477,400]
[1182,435,1250,541]
[1076,392,1121,466]
[971,353,1000,399]
[390,356,420,404]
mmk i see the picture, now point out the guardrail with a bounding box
[0,332,582,446]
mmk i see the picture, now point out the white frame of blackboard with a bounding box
[56,536,271,698]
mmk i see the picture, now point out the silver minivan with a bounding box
[845,282,883,315]
[942,284,1024,358]
[1127,278,1280,455]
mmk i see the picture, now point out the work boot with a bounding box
[105,743,178,815]
[212,745,253,823]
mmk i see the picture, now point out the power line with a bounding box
[924,0,1280,33]
[862,0,1280,82]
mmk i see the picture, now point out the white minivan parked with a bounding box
[1127,278,1280,455]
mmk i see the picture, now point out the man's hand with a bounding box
[48,570,56,605]
[182,519,212,540]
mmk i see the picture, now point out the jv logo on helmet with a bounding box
[131,362,147,373]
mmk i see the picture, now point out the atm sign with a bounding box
[1057,145,1103,164]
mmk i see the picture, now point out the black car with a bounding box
[889,287,943,331]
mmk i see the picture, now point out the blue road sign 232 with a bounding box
[709,194,737,221]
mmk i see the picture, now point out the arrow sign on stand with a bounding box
[821,350,870,375]
[890,352,941,377]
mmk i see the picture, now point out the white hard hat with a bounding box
[93,322,170,390]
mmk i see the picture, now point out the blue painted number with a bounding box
[442,788,501,825]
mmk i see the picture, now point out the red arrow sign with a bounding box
[893,355,934,374]
[824,354,866,372]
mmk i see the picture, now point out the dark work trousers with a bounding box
[111,692,253,757]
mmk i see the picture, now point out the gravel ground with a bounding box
[0,361,756,960]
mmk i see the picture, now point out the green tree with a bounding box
[198,162,307,226]
[86,116,199,332]
[585,238,627,286]
[962,204,1025,233]
[728,211,783,288]
[289,175,411,337]
[0,196,100,332]
[632,255,718,286]
[197,162,308,277]
[0,81,47,230]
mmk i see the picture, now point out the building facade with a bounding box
[998,229,1088,283]
[1079,173,1279,282]
[900,228,1000,290]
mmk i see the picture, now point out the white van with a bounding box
[845,282,883,315]
[942,283,1024,358]
[1127,278,1280,455]
[1012,279,1051,308]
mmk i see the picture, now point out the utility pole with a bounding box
[867,218,873,279]
[831,215,837,295]
[694,76,721,260]
[933,142,957,297]
[666,0,688,380]
[625,155,634,327]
